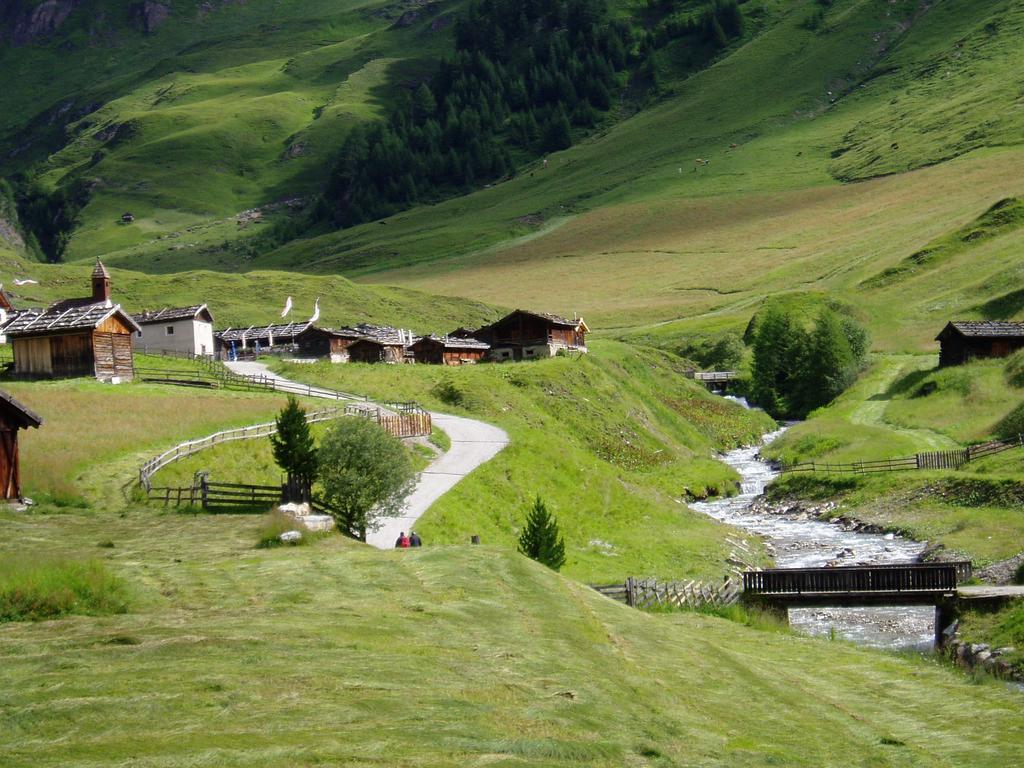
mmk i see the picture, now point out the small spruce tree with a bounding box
[270,397,318,502]
[518,496,566,571]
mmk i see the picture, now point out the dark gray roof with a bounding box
[349,324,418,346]
[134,305,212,324]
[0,389,43,429]
[4,302,142,337]
[215,322,311,343]
[415,335,490,351]
[941,321,1024,339]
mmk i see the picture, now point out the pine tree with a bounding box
[270,397,318,502]
[518,496,566,571]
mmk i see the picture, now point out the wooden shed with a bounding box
[3,260,141,381]
[411,335,490,365]
[474,309,589,361]
[936,321,1024,367]
[295,326,364,362]
[348,337,408,364]
[0,389,42,499]
[5,303,141,381]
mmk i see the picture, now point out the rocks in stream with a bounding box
[945,634,1023,682]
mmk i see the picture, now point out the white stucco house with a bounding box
[132,305,215,357]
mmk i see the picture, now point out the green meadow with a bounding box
[1,509,1022,768]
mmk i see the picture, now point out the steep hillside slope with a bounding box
[1,510,1021,767]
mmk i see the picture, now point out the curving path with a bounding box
[225,361,509,550]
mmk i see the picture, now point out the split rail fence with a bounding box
[782,434,1024,476]
[592,577,741,610]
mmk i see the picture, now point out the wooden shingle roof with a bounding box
[4,302,141,337]
[0,389,43,429]
[938,321,1024,340]
[134,305,213,324]
[215,322,311,343]
[414,335,490,351]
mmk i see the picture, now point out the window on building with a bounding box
[136,331,143,338]
[165,326,175,336]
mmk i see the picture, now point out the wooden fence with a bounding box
[783,434,1024,476]
[592,577,742,610]
[138,406,345,491]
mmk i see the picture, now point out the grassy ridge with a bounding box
[273,341,776,583]
[0,509,1021,766]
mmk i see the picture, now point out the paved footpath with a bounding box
[225,361,509,549]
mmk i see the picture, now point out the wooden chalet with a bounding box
[347,327,417,364]
[295,326,365,362]
[936,321,1024,367]
[474,309,589,361]
[411,335,490,366]
[133,304,215,357]
[4,261,141,381]
[214,321,311,357]
[0,389,42,499]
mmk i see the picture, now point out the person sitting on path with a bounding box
[395,532,410,548]
[410,531,422,547]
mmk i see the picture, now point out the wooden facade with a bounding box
[347,338,407,364]
[295,327,363,362]
[937,321,1024,367]
[4,263,140,382]
[411,336,490,366]
[475,309,588,361]
[0,390,43,500]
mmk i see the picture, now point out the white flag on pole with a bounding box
[281,296,293,318]
[308,297,320,324]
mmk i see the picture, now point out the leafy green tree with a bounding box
[541,107,573,152]
[317,418,416,541]
[518,496,566,571]
[270,397,318,501]
[750,307,797,417]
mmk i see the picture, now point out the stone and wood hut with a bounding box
[474,309,589,361]
[0,389,42,500]
[347,327,416,364]
[132,305,215,357]
[4,261,140,381]
[936,321,1024,367]
[411,335,490,365]
[295,326,365,362]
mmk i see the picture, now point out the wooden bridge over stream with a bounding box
[742,563,1024,645]
[596,563,1024,646]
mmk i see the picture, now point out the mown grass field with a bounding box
[272,341,777,583]
[1,507,1022,767]
[0,372,309,506]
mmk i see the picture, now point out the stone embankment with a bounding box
[944,636,1021,683]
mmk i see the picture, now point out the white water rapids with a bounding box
[690,428,937,650]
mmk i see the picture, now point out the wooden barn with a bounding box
[936,321,1024,367]
[295,326,365,362]
[474,310,589,361]
[0,389,42,500]
[411,335,490,366]
[3,261,141,381]
[339,327,412,364]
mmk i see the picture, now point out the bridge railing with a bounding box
[742,563,967,595]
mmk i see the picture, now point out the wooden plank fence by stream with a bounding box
[782,434,1023,476]
[592,577,741,609]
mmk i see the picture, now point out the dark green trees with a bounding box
[322,0,634,229]
[750,307,869,419]
[270,397,318,502]
[518,497,566,571]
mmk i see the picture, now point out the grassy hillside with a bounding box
[1,508,1021,767]
[271,341,776,583]
[0,248,497,330]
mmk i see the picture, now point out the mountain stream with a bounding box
[690,427,937,650]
